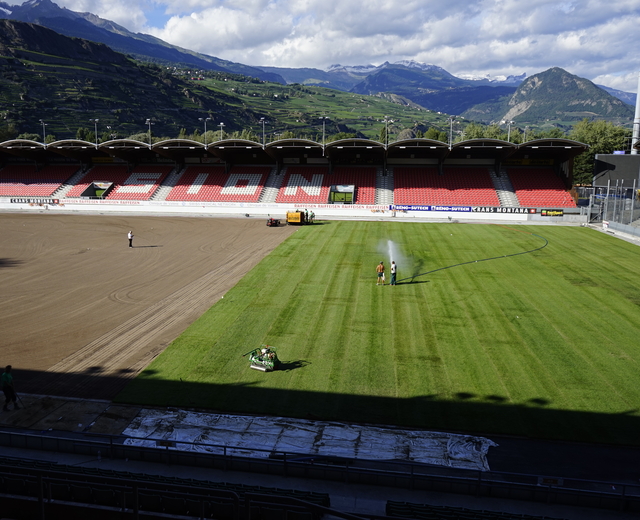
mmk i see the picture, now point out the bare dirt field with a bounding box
[0,212,296,400]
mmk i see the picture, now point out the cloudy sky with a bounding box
[18,0,640,91]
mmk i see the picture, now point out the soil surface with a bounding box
[0,213,296,400]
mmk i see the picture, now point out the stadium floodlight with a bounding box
[39,119,47,144]
[145,118,154,147]
[632,72,640,154]
[319,116,329,149]
[219,122,225,141]
[89,118,99,147]
[199,117,212,146]
[260,117,267,147]
[383,116,394,148]
[501,120,515,142]
[106,125,117,140]
[448,116,455,149]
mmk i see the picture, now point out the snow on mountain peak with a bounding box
[394,60,442,71]
[327,63,381,74]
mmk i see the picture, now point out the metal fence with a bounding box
[578,183,640,225]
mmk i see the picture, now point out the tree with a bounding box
[424,127,442,141]
[128,132,151,143]
[531,127,565,139]
[17,133,41,141]
[378,125,387,144]
[330,132,357,141]
[509,128,523,144]
[463,123,485,140]
[0,124,18,141]
[483,124,505,140]
[76,127,89,141]
[238,129,258,141]
[569,119,630,185]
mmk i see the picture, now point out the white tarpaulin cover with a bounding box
[122,410,497,471]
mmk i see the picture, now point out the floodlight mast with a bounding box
[632,72,640,154]
[448,116,455,149]
[90,118,99,147]
[501,120,515,142]
[39,119,47,144]
[199,117,211,146]
[384,116,393,148]
[319,116,329,154]
[260,117,267,148]
[145,118,154,147]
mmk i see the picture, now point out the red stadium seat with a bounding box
[0,165,79,196]
[66,165,172,200]
[275,166,376,205]
[508,168,577,208]
[166,165,270,202]
[393,167,500,206]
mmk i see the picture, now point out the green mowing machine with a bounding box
[243,345,281,372]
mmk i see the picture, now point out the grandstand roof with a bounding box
[47,139,111,162]
[0,139,49,161]
[387,139,449,160]
[265,138,324,162]
[98,139,157,162]
[325,138,385,162]
[151,139,205,161]
[449,139,517,161]
[509,138,588,162]
[0,137,588,165]
[210,139,271,163]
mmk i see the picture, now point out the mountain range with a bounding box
[0,0,636,131]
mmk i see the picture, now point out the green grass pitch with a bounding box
[116,222,640,446]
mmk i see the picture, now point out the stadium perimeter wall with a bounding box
[0,198,587,223]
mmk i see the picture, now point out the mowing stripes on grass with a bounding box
[117,223,640,446]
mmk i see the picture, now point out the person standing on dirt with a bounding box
[2,365,19,411]
[376,261,385,285]
[128,230,134,248]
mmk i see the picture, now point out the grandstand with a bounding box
[166,165,271,202]
[393,166,501,206]
[65,164,172,200]
[0,164,79,196]
[0,137,586,217]
[507,167,577,207]
[275,165,376,205]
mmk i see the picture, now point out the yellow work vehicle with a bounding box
[286,210,306,225]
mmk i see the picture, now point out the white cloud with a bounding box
[593,72,640,94]
[14,0,640,91]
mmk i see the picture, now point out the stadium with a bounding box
[1,134,640,520]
